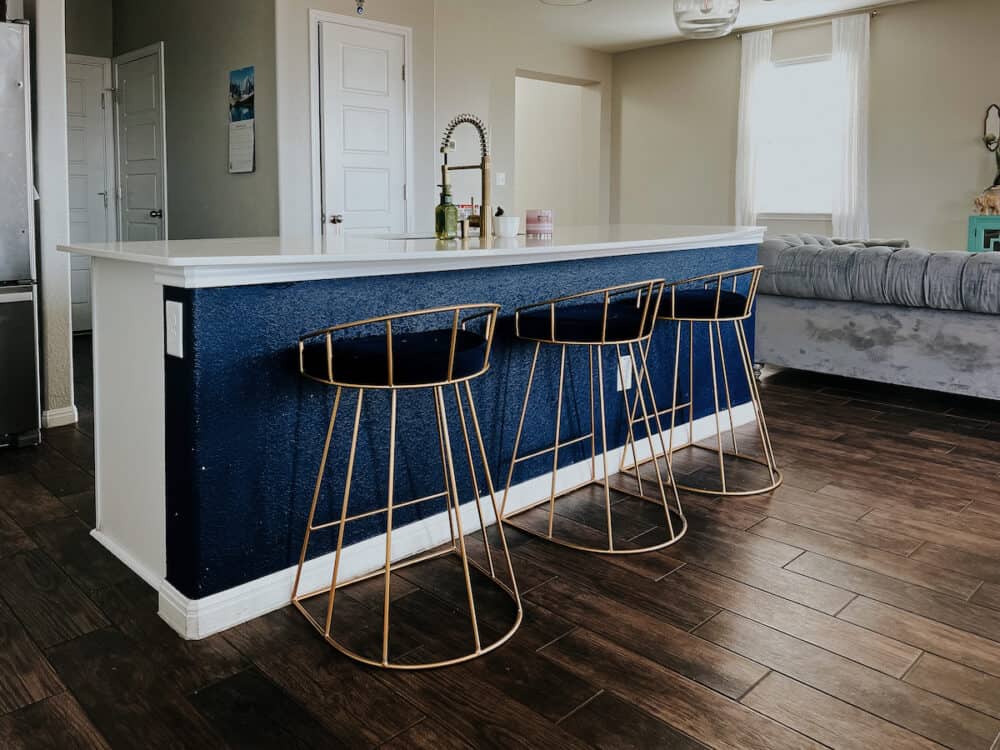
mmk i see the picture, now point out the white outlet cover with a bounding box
[495,172,507,187]
[165,301,184,358]
[617,355,633,391]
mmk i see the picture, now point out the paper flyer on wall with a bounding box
[228,65,255,174]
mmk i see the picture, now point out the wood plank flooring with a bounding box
[2,340,1000,748]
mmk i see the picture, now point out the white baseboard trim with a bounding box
[42,405,79,429]
[91,529,164,592]
[156,402,756,640]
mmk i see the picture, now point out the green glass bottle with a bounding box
[435,184,458,240]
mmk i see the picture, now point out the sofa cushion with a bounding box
[848,245,894,305]
[788,245,855,301]
[885,248,930,308]
[925,252,967,311]
[963,253,1000,314]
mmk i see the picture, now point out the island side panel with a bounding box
[91,258,167,585]
[163,244,757,600]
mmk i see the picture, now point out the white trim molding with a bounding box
[156,403,756,640]
[41,405,79,428]
[91,529,163,591]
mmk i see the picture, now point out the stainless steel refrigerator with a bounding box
[0,21,41,448]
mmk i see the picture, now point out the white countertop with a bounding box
[59,225,765,288]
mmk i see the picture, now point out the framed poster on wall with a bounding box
[229,65,255,174]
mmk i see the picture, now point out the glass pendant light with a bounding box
[674,0,741,39]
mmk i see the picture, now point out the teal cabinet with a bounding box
[968,215,1000,252]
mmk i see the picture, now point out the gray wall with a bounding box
[65,0,112,57]
[114,0,278,239]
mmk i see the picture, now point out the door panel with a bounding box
[66,58,113,332]
[320,22,406,245]
[114,46,167,243]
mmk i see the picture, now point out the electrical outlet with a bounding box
[617,355,633,392]
[165,301,184,358]
[495,172,507,187]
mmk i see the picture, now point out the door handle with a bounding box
[328,214,344,225]
[149,210,163,219]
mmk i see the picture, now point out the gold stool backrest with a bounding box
[513,279,667,345]
[661,265,764,322]
[298,303,501,389]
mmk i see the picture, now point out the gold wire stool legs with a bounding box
[291,385,522,671]
[627,319,781,497]
[501,343,687,555]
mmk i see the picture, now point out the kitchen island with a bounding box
[59,225,764,638]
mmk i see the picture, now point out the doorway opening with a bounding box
[65,43,166,332]
[514,74,602,227]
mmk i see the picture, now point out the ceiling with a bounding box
[472,0,922,53]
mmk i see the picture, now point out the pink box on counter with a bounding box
[525,209,554,237]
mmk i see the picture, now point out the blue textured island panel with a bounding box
[164,244,757,598]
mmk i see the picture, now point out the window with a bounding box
[754,57,847,215]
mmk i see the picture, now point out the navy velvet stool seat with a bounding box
[501,280,687,555]
[668,289,749,320]
[623,265,782,497]
[517,299,657,343]
[293,304,522,670]
[302,328,488,387]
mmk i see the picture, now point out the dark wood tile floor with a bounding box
[3,337,1000,748]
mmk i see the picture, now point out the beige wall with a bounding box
[115,0,279,240]
[613,0,998,249]
[65,0,112,57]
[869,0,997,248]
[275,0,613,240]
[515,76,601,225]
[275,0,436,240]
[612,35,740,227]
[435,0,613,227]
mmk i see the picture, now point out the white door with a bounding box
[66,56,115,332]
[319,20,407,243]
[113,43,167,242]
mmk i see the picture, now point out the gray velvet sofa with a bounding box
[756,234,1000,400]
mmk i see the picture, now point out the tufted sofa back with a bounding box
[759,234,1000,314]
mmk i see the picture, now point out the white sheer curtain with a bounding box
[833,13,871,239]
[735,29,773,227]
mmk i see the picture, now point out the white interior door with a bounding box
[67,55,114,333]
[113,43,167,242]
[319,20,407,242]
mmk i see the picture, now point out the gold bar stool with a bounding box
[500,280,687,554]
[626,266,781,496]
[291,304,522,670]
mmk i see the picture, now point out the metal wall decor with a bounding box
[983,104,1000,188]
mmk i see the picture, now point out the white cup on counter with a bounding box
[494,216,521,238]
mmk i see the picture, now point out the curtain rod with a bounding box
[735,6,880,38]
